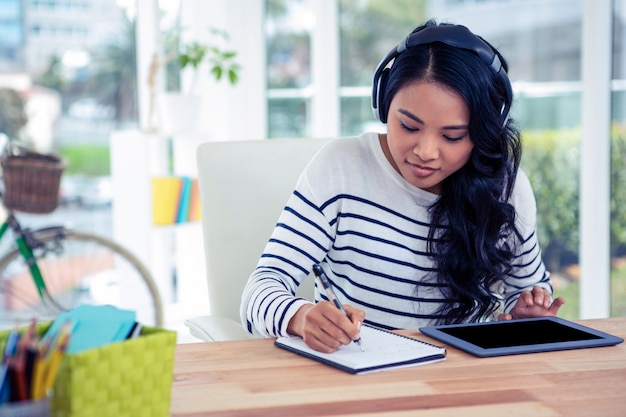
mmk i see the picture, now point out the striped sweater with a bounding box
[241,132,552,337]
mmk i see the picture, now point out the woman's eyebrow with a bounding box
[398,109,468,130]
[442,125,469,131]
[399,109,422,123]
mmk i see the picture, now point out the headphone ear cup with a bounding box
[374,68,390,123]
[499,72,513,126]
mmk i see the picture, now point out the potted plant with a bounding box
[179,34,239,90]
[146,27,241,134]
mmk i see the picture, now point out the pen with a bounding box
[7,346,27,402]
[0,363,8,405]
[312,264,365,352]
[3,326,19,362]
[24,319,38,396]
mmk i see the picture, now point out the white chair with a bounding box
[185,137,335,341]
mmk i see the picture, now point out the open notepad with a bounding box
[275,324,446,374]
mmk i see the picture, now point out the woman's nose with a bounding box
[413,134,439,161]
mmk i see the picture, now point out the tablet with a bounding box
[419,316,623,358]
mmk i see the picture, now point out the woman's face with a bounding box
[382,81,474,194]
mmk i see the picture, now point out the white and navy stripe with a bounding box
[241,133,551,337]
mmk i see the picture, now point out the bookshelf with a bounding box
[109,130,209,331]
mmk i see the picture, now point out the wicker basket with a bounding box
[1,149,66,214]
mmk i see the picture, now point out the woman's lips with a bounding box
[407,161,437,178]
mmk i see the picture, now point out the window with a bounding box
[2,0,137,226]
[266,0,313,138]
[612,0,626,316]
[264,0,619,319]
[0,0,23,68]
[338,0,426,135]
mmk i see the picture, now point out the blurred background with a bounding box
[0,0,623,338]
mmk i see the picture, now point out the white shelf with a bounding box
[109,130,209,332]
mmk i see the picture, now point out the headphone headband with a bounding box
[372,24,513,125]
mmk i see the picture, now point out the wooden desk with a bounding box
[170,318,626,417]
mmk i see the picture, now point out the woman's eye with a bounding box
[444,135,465,142]
[400,122,418,132]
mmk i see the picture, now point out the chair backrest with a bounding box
[196,138,334,324]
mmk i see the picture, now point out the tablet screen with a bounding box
[419,317,623,357]
[436,319,601,349]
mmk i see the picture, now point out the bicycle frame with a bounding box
[0,213,49,299]
[0,142,58,305]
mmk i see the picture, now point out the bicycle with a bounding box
[0,140,163,329]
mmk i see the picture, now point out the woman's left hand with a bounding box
[498,286,565,320]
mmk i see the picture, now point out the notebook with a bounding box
[419,316,624,358]
[275,324,446,374]
[42,304,138,354]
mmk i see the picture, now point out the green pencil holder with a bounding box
[1,324,176,417]
[0,395,51,417]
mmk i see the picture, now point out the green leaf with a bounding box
[211,66,223,80]
[228,70,238,84]
[168,26,241,86]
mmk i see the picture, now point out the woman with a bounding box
[241,19,564,353]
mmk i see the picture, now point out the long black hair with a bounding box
[382,20,522,323]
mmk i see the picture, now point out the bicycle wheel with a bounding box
[0,228,163,328]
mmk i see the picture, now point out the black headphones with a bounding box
[371,24,513,126]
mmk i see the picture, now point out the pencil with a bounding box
[40,323,71,395]
[30,355,46,400]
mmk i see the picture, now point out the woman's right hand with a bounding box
[287,302,365,353]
